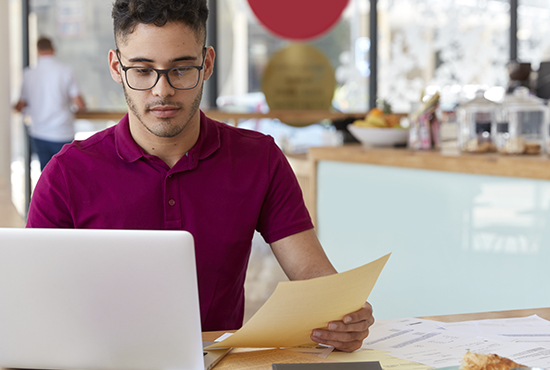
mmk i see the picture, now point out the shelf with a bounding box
[75,110,369,124]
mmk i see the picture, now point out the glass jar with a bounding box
[498,87,548,155]
[457,90,498,153]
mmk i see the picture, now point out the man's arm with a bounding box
[71,95,86,112]
[13,99,26,113]
[270,229,374,352]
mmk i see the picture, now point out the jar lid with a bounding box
[501,86,545,111]
[458,90,499,111]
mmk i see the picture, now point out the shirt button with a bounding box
[168,199,176,206]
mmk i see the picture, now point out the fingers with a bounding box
[310,302,375,352]
[311,328,369,352]
[343,301,374,325]
[327,317,372,333]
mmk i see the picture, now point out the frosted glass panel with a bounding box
[316,161,550,320]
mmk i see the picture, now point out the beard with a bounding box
[123,83,203,139]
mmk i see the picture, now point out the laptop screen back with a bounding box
[0,228,204,370]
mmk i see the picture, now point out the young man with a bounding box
[26,0,374,352]
[14,37,86,170]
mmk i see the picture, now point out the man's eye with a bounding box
[134,68,154,75]
[173,67,193,77]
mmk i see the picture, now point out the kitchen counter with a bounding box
[305,143,550,320]
[308,144,550,180]
[76,109,367,125]
[299,144,550,227]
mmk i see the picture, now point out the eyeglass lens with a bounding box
[126,67,200,90]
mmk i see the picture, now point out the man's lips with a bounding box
[149,105,180,118]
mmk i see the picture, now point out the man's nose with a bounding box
[151,73,175,97]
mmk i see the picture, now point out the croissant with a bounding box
[460,350,525,370]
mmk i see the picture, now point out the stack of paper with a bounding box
[356,315,550,369]
[209,254,391,349]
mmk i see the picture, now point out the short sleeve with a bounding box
[256,141,314,243]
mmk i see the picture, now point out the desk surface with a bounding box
[204,307,550,369]
[420,307,550,323]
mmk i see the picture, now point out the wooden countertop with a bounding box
[308,144,550,181]
[76,110,367,124]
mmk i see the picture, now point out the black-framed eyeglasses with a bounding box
[116,48,206,91]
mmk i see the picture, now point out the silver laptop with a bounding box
[0,228,230,370]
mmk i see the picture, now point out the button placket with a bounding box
[164,173,182,228]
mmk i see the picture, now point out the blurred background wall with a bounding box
[1,0,11,186]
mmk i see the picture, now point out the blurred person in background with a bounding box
[14,36,86,171]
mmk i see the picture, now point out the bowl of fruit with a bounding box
[347,108,408,147]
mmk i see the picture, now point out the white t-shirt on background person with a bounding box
[19,55,82,143]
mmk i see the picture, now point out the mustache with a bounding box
[145,100,183,110]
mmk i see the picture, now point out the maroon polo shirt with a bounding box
[27,111,314,331]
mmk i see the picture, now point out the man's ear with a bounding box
[203,46,216,81]
[108,49,123,84]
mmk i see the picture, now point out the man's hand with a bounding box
[13,100,26,113]
[310,301,374,352]
[270,231,375,352]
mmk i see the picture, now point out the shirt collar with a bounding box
[115,110,221,166]
[115,114,143,163]
[192,110,221,161]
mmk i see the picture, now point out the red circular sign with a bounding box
[247,0,350,41]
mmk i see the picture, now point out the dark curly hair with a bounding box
[112,0,209,46]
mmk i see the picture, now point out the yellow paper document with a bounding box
[208,253,391,349]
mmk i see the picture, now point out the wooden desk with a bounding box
[203,307,550,369]
[421,307,550,323]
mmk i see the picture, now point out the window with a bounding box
[378,0,510,112]
[29,0,124,110]
[216,0,368,112]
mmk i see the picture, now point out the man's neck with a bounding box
[128,114,201,168]
[38,51,54,57]
[139,137,194,168]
